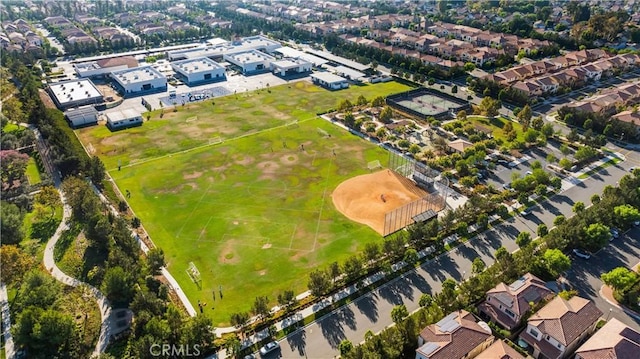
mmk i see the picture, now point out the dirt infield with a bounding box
[332,170,428,235]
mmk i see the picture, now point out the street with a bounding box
[278,148,636,358]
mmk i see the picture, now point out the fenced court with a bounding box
[386,88,470,120]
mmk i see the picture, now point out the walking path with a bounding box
[42,191,113,357]
[0,283,15,359]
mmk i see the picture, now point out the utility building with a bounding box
[223,50,275,75]
[310,72,349,90]
[171,57,226,86]
[110,66,167,97]
[106,108,143,131]
[64,106,98,128]
[74,56,138,78]
[270,58,312,77]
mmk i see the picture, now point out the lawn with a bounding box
[78,81,411,170]
[25,156,42,185]
[84,81,411,325]
[467,115,525,142]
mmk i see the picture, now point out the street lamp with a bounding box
[606,308,612,321]
[462,270,466,280]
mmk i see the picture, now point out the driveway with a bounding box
[277,161,632,358]
[565,226,640,330]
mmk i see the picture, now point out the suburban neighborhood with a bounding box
[1,1,640,359]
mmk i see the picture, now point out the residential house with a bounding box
[476,339,525,359]
[479,273,554,330]
[537,76,561,94]
[512,81,543,98]
[416,310,494,359]
[448,139,474,153]
[518,295,603,359]
[611,110,640,135]
[44,16,73,28]
[574,318,640,359]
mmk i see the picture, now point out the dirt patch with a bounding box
[183,171,203,180]
[38,89,56,109]
[279,154,299,165]
[235,155,254,166]
[331,170,428,235]
[258,270,267,276]
[219,242,239,264]
[262,243,272,249]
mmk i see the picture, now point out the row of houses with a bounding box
[44,15,97,46]
[0,18,43,54]
[486,50,640,98]
[416,272,640,359]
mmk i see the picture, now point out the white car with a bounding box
[611,228,620,238]
[572,249,591,259]
[521,208,532,216]
[259,342,279,356]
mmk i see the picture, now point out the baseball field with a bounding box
[77,80,414,324]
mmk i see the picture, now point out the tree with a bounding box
[601,267,637,292]
[0,245,34,286]
[517,105,532,130]
[543,249,571,277]
[480,96,501,117]
[308,269,331,296]
[277,290,297,310]
[147,248,165,275]
[342,255,364,281]
[404,248,419,266]
[252,296,270,320]
[614,204,640,226]
[531,116,544,131]
[229,312,250,335]
[34,186,61,218]
[339,339,354,355]
[472,257,485,275]
[379,106,393,124]
[419,293,433,307]
[391,304,409,324]
[537,223,548,237]
[516,232,532,248]
[371,96,385,107]
[13,308,74,357]
[102,266,134,303]
[436,279,459,312]
[584,223,610,250]
[523,129,540,144]
[224,335,241,358]
[343,111,356,129]
[559,157,572,170]
[457,110,467,121]
[1,201,24,244]
[573,201,585,214]
[87,156,106,185]
[451,85,458,94]
[356,94,368,106]
[541,123,554,137]
[0,150,29,187]
[338,99,353,111]
[554,215,566,226]
[329,261,341,283]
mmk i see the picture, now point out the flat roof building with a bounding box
[310,72,349,90]
[274,47,327,67]
[48,79,104,110]
[106,108,143,131]
[271,58,312,77]
[168,35,281,61]
[171,57,226,86]
[74,56,138,78]
[111,66,167,97]
[223,50,275,74]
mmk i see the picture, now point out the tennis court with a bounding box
[386,88,470,120]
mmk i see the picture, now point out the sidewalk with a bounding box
[42,192,113,356]
[0,283,15,359]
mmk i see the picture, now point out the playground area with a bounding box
[386,88,470,120]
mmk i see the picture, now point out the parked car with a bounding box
[634,220,640,226]
[526,171,533,175]
[572,249,591,259]
[244,354,256,359]
[611,228,620,238]
[630,166,637,172]
[259,342,279,356]
[508,162,518,168]
[521,208,532,216]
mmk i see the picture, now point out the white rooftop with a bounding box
[171,57,224,74]
[111,66,165,83]
[271,58,310,69]
[106,108,141,122]
[227,50,275,64]
[275,46,327,66]
[311,72,348,83]
[49,79,102,105]
[169,35,281,60]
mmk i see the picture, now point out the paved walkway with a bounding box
[0,283,15,359]
[42,191,113,357]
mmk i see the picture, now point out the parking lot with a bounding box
[482,142,570,190]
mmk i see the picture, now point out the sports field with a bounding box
[77,80,411,324]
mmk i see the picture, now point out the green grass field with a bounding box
[79,81,411,324]
[25,156,42,185]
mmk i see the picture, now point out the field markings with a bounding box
[312,155,334,251]
[197,216,214,241]
[288,224,298,250]
[107,116,318,172]
[175,183,213,239]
